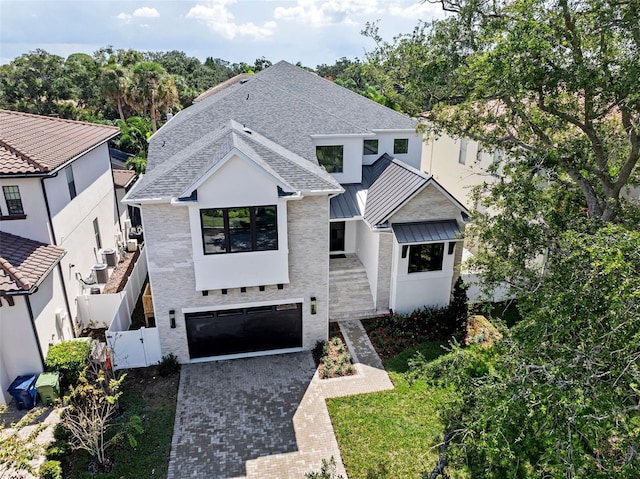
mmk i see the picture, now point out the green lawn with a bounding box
[64,366,178,478]
[327,341,459,479]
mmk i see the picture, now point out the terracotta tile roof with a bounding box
[112,169,137,188]
[0,231,66,294]
[0,110,119,175]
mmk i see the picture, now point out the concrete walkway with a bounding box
[167,319,393,479]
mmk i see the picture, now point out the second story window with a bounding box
[316,145,343,173]
[394,138,409,155]
[93,218,102,250]
[201,206,278,255]
[66,165,77,199]
[2,185,24,215]
[363,139,378,155]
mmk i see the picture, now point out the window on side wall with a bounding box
[408,243,444,273]
[201,206,278,255]
[93,218,102,249]
[66,165,77,199]
[2,185,24,215]
[394,138,409,155]
[458,138,468,165]
[363,139,378,156]
[316,145,343,173]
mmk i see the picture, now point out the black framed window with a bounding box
[2,186,24,215]
[201,206,278,255]
[394,138,409,155]
[408,243,444,273]
[363,139,378,155]
[66,165,77,199]
[316,145,343,173]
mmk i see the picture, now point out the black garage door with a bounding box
[185,303,302,359]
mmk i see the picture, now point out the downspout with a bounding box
[41,176,75,338]
[57,263,76,338]
[109,167,123,232]
[25,296,46,370]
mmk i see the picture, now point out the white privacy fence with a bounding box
[77,246,162,370]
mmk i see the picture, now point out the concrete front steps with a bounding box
[329,254,384,321]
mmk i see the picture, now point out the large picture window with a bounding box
[408,243,444,273]
[201,206,278,254]
[316,145,343,173]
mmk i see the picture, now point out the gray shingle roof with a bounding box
[133,61,418,200]
[392,220,463,244]
[128,120,341,200]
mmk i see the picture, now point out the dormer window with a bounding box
[316,145,343,173]
[201,206,278,254]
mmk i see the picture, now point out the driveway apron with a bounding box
[168,320,393,479]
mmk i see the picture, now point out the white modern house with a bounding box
[125,61,469,363]
[0,110,121,405]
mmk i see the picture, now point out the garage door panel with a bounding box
[186,303,302,359]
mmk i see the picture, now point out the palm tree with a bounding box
[128,62,177,132]
[100,64,130,120]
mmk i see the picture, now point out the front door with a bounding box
[330,221,345,252]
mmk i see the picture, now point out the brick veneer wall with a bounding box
[142,195,330,363]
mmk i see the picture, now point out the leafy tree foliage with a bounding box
[416,225,640,478]
[362,0,640,294]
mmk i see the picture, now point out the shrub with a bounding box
[45,340,91,388]
[157,353,180,376]
[39,460,63,479]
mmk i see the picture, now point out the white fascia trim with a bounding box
[330,216,362,222]
[122,196,171,205]
[182,297,305,314]
[310,133,370,139]
[371,128,418,133]
[300,188,343,196]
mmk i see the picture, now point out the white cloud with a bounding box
[133,7,160,18]
[186,1,276,40]
[273,0,381,27]
[116,12,132,21]
[387,2,441,19]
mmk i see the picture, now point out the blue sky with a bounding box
[0,0,444,67]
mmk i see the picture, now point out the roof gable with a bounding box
[0,110,119,175]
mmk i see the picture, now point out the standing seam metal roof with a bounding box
[392,220,463,244]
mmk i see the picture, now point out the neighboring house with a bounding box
[113,168,141,227]
[0,110,120,405]
[124,61,468,363]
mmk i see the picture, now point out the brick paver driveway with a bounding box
[167,321,394,479]
[167,352,318,479]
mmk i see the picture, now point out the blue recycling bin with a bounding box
[7,374,37,410]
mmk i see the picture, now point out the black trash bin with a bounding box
[7,375,37,410]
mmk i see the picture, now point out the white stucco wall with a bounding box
[421,133,500,211]
[30,272,75,355]
[355,220,380,304]
[390,238,460,312]
[0,177,50,242]
[0,296,44,405]
[314,136,364,184]
[188,155,290,290]
[367,131,422,170]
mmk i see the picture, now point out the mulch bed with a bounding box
[102,248,140,294]
[313,322,357,379]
